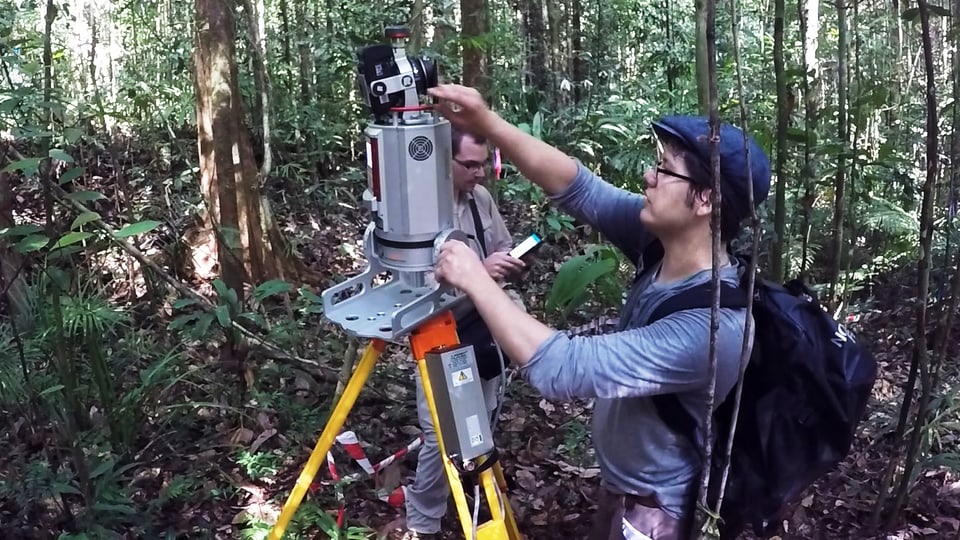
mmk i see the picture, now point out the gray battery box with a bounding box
[424,344,495,462]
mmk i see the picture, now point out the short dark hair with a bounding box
[451,125,487,158]
[655,130,742,243]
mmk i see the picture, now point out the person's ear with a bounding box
[694,189,713,217]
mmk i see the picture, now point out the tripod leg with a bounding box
[480,463,521,539]
[268,339,387,540]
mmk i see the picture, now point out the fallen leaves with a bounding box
[231,427,255,446]
[250,429,277,453]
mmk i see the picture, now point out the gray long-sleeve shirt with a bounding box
[520,162,750,518]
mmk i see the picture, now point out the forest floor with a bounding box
[1,142,959,540]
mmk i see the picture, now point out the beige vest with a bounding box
[454,184,512,258]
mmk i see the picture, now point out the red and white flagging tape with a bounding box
[309,430,424,523]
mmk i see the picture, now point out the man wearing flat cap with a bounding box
[427,84,770,540]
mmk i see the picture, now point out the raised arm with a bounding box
[429,85,578,195]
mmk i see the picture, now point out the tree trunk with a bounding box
[432,0,456,54]
[0,167,30,330]
[695,0,723,532]
[665,0,679,106]
[278,0,291,64]
[241,0,272,181]
[772,0,788,281]
[411,0,426,53]
[546,0,562,103]
[695,0,710,115]
[589,0,609,100]
[295,0,312,108]
[952,0,960,239]
[521,0,549,102]
[194,0,317,289]
[571,0,585,102]
[887,0,940,523]
[461,0,488,94]
[797,0,819,279]
[828,0,848,303]
[195,0,253,297]
[85,4,108,133]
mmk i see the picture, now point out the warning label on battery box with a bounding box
[452,368,474,387]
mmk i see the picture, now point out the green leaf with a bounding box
[90,459,115,479]
[921,453,960,471]
[238,312,267,327]
[254,279,293,302]
[786,127,808,143]
[211,280,239,309]
[70,211,100,230]
[546,246,619,315]
[3,157,42,175]
[91,503,137,515]
[0,224,44,237]
[15,234,49,253]
[224,288,239,310]
[65,190,106,202]
[0,97,19,113]
[47,245,84,260]
[299,287,322,303]
[48,148,74,163]
[51,482,83,496]
[598,123,630,137]
[532,111,543,139]
[172,298,199,310]
[64,127,84,144]
[38,384,65,396]
[114,220,161,238]
[169,313,200,330]
[58,166,85,185]
[575,142,596,157]
[929,4,952,16]
[783,66,807,79]
[53,231,93,250]
[195,313,215,336]
[901,7,919,20]
[214,305,230,328]
[546,215,561,231]
[212,279,229,298]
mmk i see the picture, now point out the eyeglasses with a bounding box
[655,166,697,184]
[454,158,491,173]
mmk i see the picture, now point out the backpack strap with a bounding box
[647,282,748,324]
[467,196,488,257]
[646,280,749,461]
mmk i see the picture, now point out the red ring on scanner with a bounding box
[390,105,434,112]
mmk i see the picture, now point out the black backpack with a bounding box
[640,245,878,539]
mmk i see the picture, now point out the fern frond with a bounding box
[861,195,919,238]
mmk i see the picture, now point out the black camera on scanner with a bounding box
[356,26,439,121]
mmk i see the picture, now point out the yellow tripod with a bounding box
[268,311,522,540]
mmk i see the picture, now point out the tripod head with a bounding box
[321,27,468,341]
